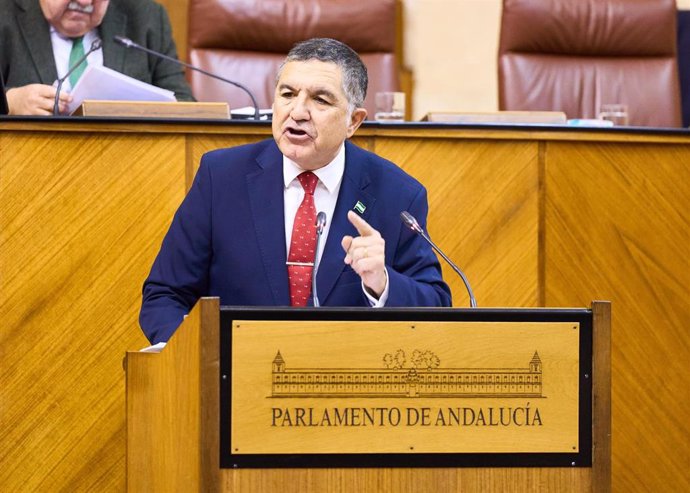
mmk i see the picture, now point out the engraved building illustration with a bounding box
[271,351,542,398]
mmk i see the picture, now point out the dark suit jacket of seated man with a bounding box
[1,0,194,115]
[139,38,452,344]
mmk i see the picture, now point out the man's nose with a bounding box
[290,96,310,121]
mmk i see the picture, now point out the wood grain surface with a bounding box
[0,130,186,491]
[127,299,599,493]
[1,121,687,492]
[543,141,690,491]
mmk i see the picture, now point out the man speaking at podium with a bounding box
[1,0,193,115]
[140,38,451,344]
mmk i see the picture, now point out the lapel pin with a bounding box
[354,201,366,214]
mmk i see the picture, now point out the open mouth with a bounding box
[287,127,309,137]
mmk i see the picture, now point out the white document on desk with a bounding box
[66,64,176,115]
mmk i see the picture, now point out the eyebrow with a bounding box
[278,83,338,101]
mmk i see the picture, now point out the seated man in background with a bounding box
[1,0,194,115]
[139,37,452,344]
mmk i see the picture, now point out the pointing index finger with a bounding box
[347,210,376,236]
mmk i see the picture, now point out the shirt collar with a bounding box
[283,144,345,194]
[50,25,97,44]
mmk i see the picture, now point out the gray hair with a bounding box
[277,38,368,110]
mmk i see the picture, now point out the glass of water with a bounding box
[374,92,405,122]
[598,103,629,126]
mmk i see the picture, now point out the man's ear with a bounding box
[346,107,368,137]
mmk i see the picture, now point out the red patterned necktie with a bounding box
[287,172,319,306]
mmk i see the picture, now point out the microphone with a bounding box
[113,35,261,120]
[312,212,327,307]
[400,211,477,308]
[53,39,103,115]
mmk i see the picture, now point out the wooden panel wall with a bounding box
[158,0,190,61]
[369,136,540,308]
[543,141,690,492]
[1,122,688,492]
[0,129,187,491]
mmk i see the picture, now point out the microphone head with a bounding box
[315,212,327,235]
[113,35,133,48]
[400,211,423,233]
[90,39,103,51]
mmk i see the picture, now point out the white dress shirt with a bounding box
[283,144,389,306]
[50,28,103,91]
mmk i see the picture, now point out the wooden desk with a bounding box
[1,119,688,492]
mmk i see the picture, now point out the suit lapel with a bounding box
[317,142,376,303]
[17,0,57,84]
[99,5,126,72]
[247,143,290,305]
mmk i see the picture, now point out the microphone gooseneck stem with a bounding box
[400,210,477,308]
[312,212,327,307]
[421,230,477,308]
[113,36,261,120]
[53,39,103,116]
[53,80,66,116]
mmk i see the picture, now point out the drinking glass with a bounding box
[374,92,405,122]
[598,103,629,126]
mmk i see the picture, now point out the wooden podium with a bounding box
[126,300,610,492]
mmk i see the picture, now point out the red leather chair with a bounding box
[498,0,682,127]
[187,0,403,118]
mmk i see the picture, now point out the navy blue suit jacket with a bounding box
[140,139,451,343]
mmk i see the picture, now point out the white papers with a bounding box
[231,106,272,120]
[139,342,167,353]
[66,64,175,115]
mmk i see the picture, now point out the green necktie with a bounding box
[68,37,87,87]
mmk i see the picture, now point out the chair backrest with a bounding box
[187,0,401,118]
[498,0,682,127]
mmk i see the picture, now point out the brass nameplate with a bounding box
[230,320,579,455]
